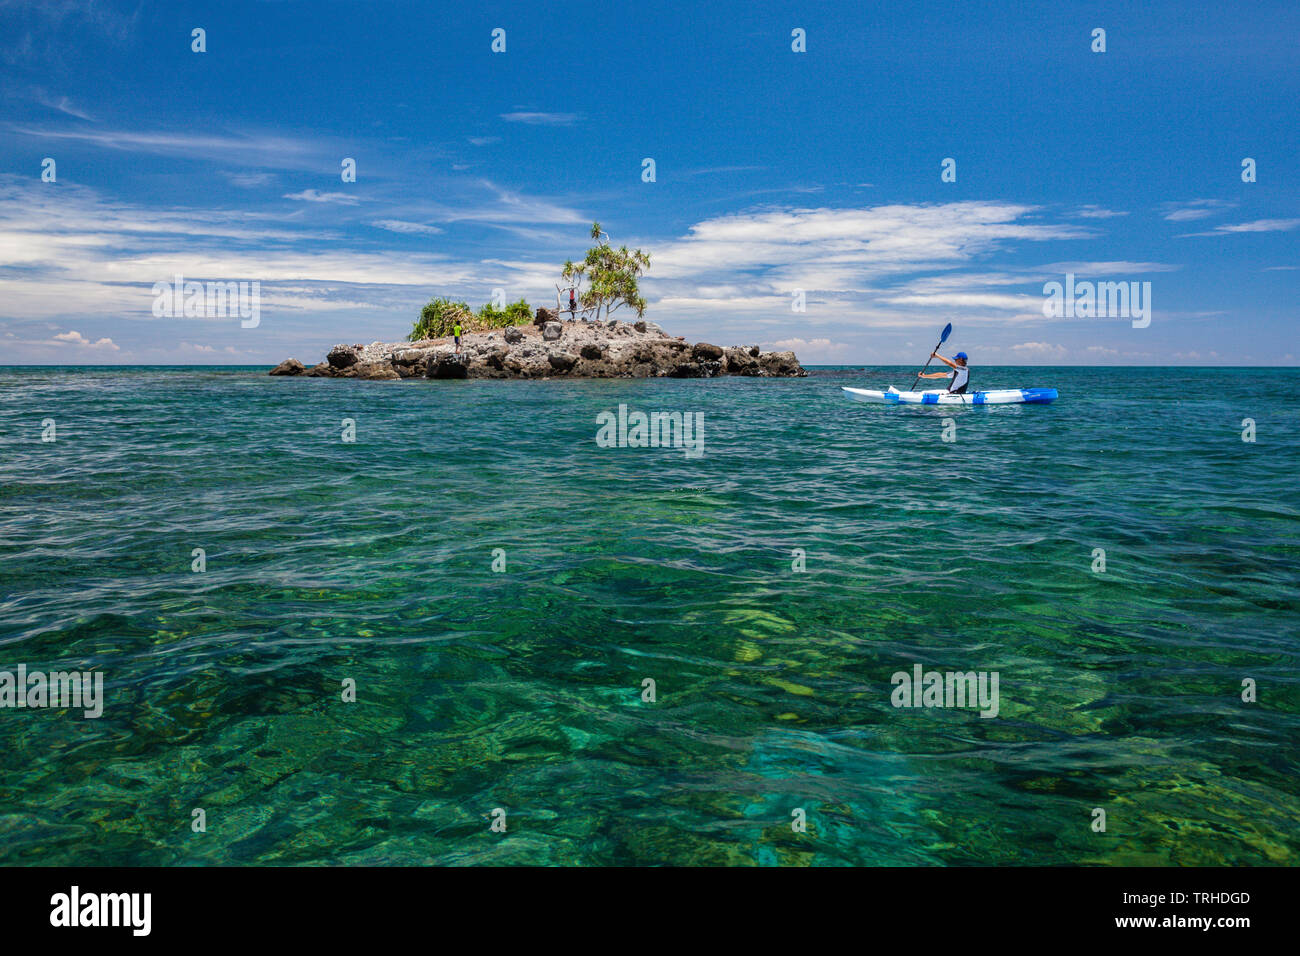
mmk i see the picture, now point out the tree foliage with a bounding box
[561,222,650,321]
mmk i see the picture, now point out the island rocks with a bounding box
[269,319,806,380]
[326,345,359,369]
[269,358,305,376]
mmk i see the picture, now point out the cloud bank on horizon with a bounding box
[0,0,1296,366]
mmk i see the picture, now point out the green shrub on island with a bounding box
[409,298,471,340]
[477,298,533,328]
[409,297,533,341]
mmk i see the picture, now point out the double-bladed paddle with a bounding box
[910,322,952,391]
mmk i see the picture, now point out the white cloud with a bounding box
[1042,261,1181,275]
[223,171,276,188]
[765,336,852,361]
[53,330,118,350]
[8,124,329,172]
[882,292,1039,311]
[33,90,93,121]
[771,337,833,348]
[638,203,1093,330]
[283,189,359,205]
[3,2,142,67]
[0,178,559,327]
[1179,218,1300,238]
[500,112,578,126]
[1074,205,1128,219]
[651,204,1088,283]
[370,219,442,235]
[1162,199,1236,222]
[1213,219,1300,233]
[687,165,766,177]
[1009,341,1066,357]
[651,295,783,312]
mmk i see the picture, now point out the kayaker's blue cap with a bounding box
[955,352,967,360]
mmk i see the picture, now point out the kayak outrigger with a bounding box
[842,322,1058,406]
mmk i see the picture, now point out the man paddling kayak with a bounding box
[918,351,969,394]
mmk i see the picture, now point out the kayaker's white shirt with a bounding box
[949,364,970,391]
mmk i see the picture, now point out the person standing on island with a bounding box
[568,287,577,317]
[453,319,463,354]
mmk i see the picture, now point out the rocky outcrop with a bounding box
[269,358,305,376]
[758,350,803,376]
[356,362,400,381]
[270,320,806,380]
[327,345,359,369]
[720,347,759,376]
[391,348,427,366]
[426,353,469,379]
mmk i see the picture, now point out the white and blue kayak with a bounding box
[842,386,1058,405]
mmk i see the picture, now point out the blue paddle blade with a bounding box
[939,322,953,343]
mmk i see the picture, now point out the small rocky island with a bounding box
[269,310,806,380]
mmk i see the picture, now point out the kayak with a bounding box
[842,386,1058,405]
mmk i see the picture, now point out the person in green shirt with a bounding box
[453,320,462,354]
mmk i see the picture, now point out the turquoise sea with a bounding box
[1,365,1297,866]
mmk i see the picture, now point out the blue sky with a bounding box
[1,0,1296,365]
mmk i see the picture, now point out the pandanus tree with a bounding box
[561,222,651,321]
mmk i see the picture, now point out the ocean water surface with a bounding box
[1,365,1297,866]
